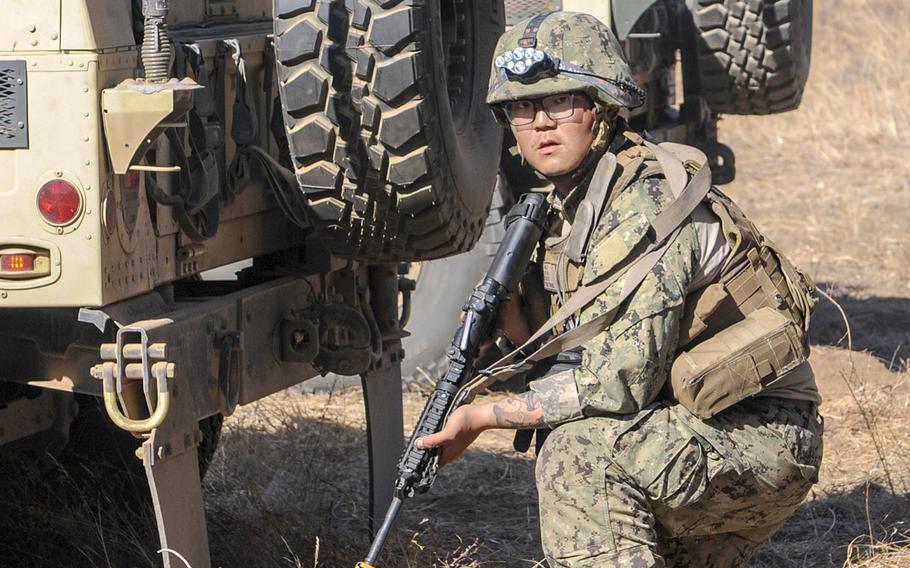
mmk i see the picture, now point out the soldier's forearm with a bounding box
[481,391,547,429]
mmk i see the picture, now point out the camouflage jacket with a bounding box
[530,148,701,426]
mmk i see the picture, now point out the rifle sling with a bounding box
[459,228,680,396]
[458,145,713,400]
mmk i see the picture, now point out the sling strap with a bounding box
[565,152,617,263]
[224,38,259,147]
[458,229,681,398]
[456,142,713,402]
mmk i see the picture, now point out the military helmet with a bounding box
[486,12,644,113]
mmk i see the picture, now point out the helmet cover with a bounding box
[486,12,644,111]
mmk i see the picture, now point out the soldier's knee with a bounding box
[535,420,613,490]
[535,424,569,490]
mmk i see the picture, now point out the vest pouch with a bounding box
[668,306,808,418]
[678,282,730,348]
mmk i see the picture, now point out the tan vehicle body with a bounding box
[0,2,406,567]
[0,1,300,308]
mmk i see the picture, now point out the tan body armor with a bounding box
[538,134,817,418]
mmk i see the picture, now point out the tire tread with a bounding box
[692,0,812,115]
[273,0,500,261]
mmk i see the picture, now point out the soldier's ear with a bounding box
[593,105,621,134]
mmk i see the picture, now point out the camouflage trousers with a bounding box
[535,398,823,567]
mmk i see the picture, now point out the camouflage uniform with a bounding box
[529,169,822,567]
[487,12,824,567]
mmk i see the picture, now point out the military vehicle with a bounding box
[0,0,810,566]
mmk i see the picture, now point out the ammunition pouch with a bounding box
[667,198,817,418]
[669,306,808,418]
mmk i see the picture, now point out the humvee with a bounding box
[0,0,810,566]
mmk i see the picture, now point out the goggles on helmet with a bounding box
[490,47,645,109]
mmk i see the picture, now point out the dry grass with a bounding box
[3,1,910,567]
[203,388,544,567]
[719,0,910,301]
[746,346,910,568]
[194,346,910,568]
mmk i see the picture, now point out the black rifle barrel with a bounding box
[356,192,549,567]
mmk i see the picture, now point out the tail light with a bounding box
[0,247,51,280]
[1,254,34,272]
[36,179,82,226]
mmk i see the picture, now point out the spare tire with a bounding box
[690,0,813,114]
[273,0,504,262]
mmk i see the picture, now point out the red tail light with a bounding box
[37,179,82,226]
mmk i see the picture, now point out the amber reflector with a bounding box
[1,254,34,272]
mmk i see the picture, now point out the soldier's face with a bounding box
[509,92,596,180]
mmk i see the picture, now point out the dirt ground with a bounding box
[2,0,909,567]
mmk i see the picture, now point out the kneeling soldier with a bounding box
[417,12,823,567]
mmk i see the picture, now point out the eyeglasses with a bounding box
[502,93,587,126]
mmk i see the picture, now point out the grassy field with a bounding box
[3,0,909,566]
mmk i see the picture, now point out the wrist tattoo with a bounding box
[491,392,546,429]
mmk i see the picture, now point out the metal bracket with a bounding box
[101,78,201,174]
[397,276,416,329]
[215,330,241,416]
[90,327,175,432]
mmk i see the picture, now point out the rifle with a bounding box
[356,192,550,567]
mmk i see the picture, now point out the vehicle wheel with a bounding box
[273,0,505,262]
[690,0,813,114]
[401,179,512,380]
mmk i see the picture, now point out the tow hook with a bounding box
[90,327,174,433]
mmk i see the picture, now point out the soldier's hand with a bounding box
[415,405,492,467]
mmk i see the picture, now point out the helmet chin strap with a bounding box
[546,103,616,189]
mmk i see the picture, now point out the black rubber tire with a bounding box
[401,178,511,380]
[690,0,813,115]
[272,0,504,262]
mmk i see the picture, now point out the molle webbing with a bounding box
[542,237,583,294]
[545,138,664,331]
[678,244,808,348]
[543,135,711,337]
[554,134,664,292]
